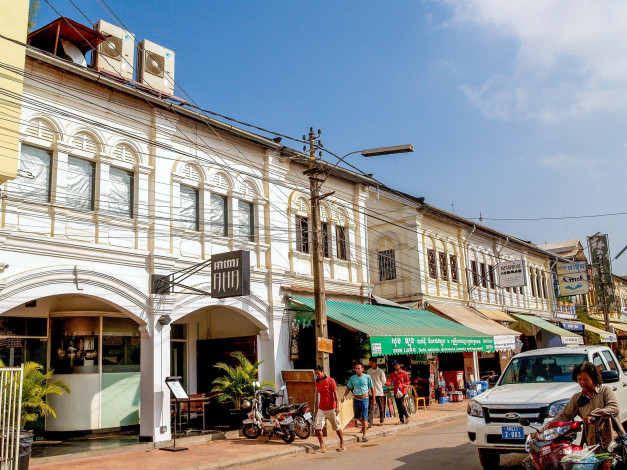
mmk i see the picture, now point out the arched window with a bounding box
[238,181,256,241]
[109,144,137,218]
[334,208,349,261]
[180,164,202,231]
[67,132,99,211]
[378,236,396,281]
[293,197,310,254]
[209,172,230,237]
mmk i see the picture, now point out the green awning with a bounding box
[511,314,583,345]
[288,296,495,355]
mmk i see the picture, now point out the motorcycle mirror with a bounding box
[519,418,530,427]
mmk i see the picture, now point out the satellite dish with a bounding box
[60,39,87,67]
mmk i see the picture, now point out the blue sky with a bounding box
[35,1,627,273]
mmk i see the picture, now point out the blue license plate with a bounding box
[501,426,524,439]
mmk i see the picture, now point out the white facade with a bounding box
[0,47,372,441]
[367,190,556,316]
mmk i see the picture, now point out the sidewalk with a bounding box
[30,401,467,470]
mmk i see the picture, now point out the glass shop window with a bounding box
[50,317,100,374]
[102,317,140,373]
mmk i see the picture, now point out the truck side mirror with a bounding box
[601,370,620,383]
[519,418,530,426]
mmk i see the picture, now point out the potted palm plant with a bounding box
[0,361,70,470]
[211,352,274,428]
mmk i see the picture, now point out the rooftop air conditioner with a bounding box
[136,39,175,95]
[92,19,134,80]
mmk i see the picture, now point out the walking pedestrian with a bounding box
[367,358,387,427]
[313,365,346,453]
[341,363,374,442]
[386,361,411,424]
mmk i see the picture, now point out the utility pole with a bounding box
[303,128,331,375]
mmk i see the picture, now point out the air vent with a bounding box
[100,34,122,59]
[144,50,164,77]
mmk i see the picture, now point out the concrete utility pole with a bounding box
[304,128,331,375]
[302,129,413,375]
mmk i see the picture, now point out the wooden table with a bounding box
[171,397,212,433]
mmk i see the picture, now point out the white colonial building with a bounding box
[0,17,372,442]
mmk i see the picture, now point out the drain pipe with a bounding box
[497,237,510,309]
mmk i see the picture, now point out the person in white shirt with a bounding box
[367,358,387,427]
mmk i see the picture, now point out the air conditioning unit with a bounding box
[136,39,175,96]
[92,20,135,80]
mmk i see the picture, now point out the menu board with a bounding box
[166,377,189,400]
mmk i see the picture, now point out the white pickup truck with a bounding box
[467,345,627,469]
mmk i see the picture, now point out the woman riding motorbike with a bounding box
[543,361,619,451]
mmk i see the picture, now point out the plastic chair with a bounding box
[415,397,427,412]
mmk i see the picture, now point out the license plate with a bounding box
[303,412,312,420]
[284,415,294,424]
[501,426,524,439]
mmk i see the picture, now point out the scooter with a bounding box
[520,417,585,470]
[257,386,313,439]
[241,385,296,444]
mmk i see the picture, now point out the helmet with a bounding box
[241,399,252,411]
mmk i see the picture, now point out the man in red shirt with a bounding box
[386,361,411,424]
[314,365,346,452]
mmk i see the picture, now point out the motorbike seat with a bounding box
[266,404,297,416]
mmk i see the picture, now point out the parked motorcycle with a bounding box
[257,386,313,439]
[241,385,296,443]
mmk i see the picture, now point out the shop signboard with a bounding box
[556,262,590,296]
[498,260,527,288]
[317,337,333,354]
[211,250,250,298]
[369,335,494,356]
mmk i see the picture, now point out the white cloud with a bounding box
[536,152,599,169]
[444,0,627,121]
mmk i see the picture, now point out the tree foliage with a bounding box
[28,0,40,32]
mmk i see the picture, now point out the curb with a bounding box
[190,410,468,470]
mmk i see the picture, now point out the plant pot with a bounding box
[18,430,33,470]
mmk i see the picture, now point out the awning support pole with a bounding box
[472,351,480,382]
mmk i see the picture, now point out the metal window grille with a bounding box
[378,249,396,281]
[480,263,488,288]
[296,216,309,253]
[427,249,437,278]
[450,254,458,283]
[439,252,448,279]
[335,226,349,260]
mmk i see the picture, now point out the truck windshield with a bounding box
[500,354,588,385]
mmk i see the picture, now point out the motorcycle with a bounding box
[257,386,313,439]
[241,385,296,443]
[520,417,585,470]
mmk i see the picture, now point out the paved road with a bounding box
[241,417,528,470]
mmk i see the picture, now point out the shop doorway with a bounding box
[196,335,257,394]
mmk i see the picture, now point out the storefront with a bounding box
[427,303,521,379]
[287,296,495,401]
[510,314,583,348]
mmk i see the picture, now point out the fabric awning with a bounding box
[288,296,495,355]
[556,320,585,332]
[474,308,516,323]
[584,324,617,343]
[511,314,583,345]
[611,322,627,334]
[428,303,520,351]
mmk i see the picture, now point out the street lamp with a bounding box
[303,129,414,374]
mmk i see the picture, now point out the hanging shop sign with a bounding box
[211,250,250,298]
[498,260,527,288]
[556,262,590,296]
[369,335,494,356]
[317,337,333,354]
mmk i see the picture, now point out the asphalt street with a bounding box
[241,417,528,470]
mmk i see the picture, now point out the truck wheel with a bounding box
[478,449,500,470]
